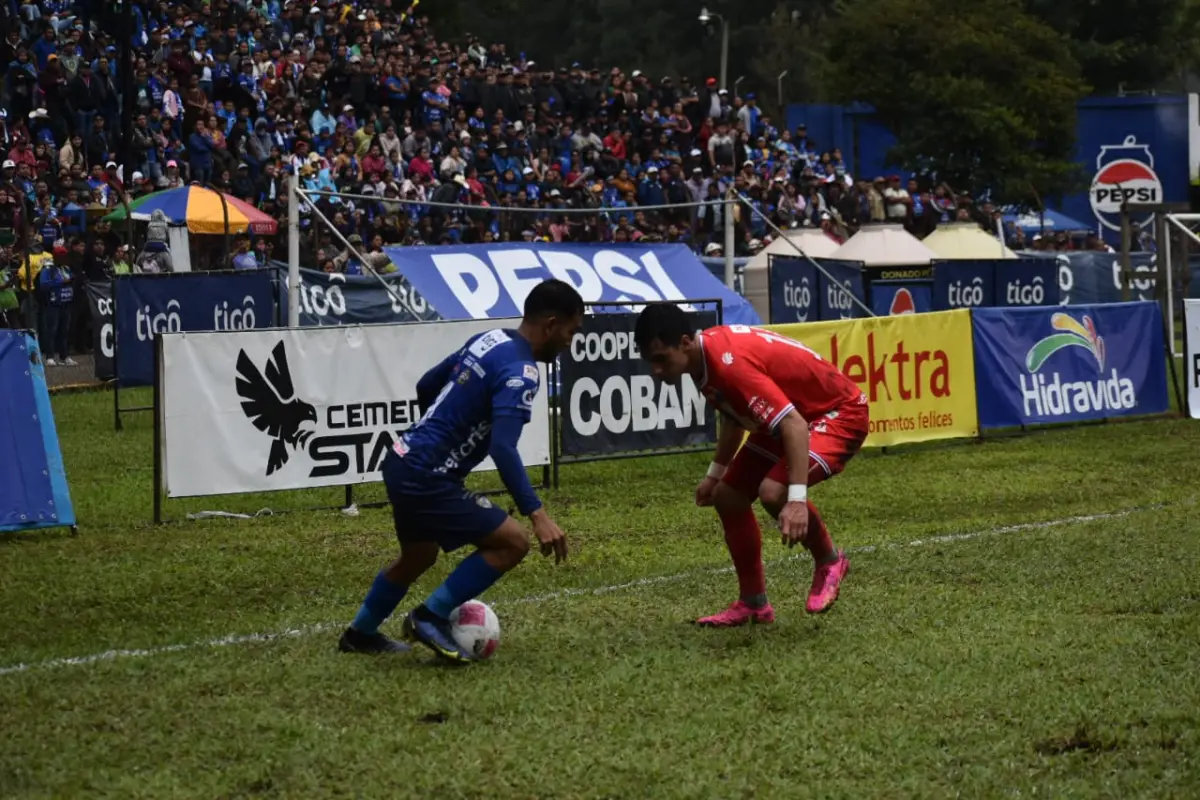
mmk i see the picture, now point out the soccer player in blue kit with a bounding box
[339,279,585,661]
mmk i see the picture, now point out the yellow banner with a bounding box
[765,310,978,447]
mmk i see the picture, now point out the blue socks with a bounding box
[423,551,504,619]
[351,571,409,634]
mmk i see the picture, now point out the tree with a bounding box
[823,0,1090,206]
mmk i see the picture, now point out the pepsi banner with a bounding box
[85,281,114,381]
[932,261,997,311]
[768,255,817,323]
[115,271,277,387]
[272,264,440,327]
[559,311,718,457]
[871,280,933,316]
[815,259,867,320]
[971,301,1169,429]
[382,243,760,326]
[994,259,1060,307]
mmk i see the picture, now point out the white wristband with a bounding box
[787,484,807,503]
[706,462,727,480]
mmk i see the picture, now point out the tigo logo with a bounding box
[1020,313,1134,417]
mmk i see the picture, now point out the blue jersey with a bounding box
[398,328,540,485]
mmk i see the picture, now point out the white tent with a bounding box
[831,223,936,266]
[923,222,1016,260]
[743,229,845,321]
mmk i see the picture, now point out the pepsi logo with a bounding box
[1090,159,1162,231]
[889,288,916,316]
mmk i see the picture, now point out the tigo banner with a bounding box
[559,310,718,457]
[115,271,276,387]
[766,309,978,447]
[932,260,996,311]
[814,259,867,320]
[1185,299,1200,419]
[768,255,817,323]
[994,259,1060,307]
[971,301,1169,429]
[382,242,760,325]
[158,320,551,498]
[272,264,439,326]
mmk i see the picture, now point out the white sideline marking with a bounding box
[0,504,1166,677]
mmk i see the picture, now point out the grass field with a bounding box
[2,389,1200,798]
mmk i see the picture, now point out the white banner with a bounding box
[1186,299,1200,419]
[159,320,551,498]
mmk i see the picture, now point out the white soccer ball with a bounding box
[449,600,500,660]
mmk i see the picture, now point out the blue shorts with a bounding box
[381,451,508,552]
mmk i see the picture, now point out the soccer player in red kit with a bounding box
[634,303,869,624]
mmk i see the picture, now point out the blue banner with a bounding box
[814,258,867,320]
[994,258,1061,307]
[768,255,817,323]
[972,301,1169,429]
[115,271,277,387]
[271,264,440,327]
[1018,251,1156,306]
[871,280,933,316]
[932,260,996,311]
[0,331,75,532]
[381,243,761,326]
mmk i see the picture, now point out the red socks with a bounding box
[717,505,766,598]
[805,501,835,563]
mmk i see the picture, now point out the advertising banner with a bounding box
[115,271,277,387]
[85,281,114,381]
[382,242,761,326]
[1185,299,1200,419]
[158,320,551,498]
[971,301,1169,429]
[272,264,440,326]
[870,280,933,316]
[932,261,996,311]
[814,259,867,320]
[768,255,817,323]
[765,310,979,447]
[559,310,718,457]
[994,258,1061,307]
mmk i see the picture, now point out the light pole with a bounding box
[698,7,729,92]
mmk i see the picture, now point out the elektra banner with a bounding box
[158,320,551,498]
[381,242,761,325]
[272,265,440,326]
[559,310,718,456]
[115,271,276,387]
[84,282,114,381]
[766,310,979,447]
[1184,299,1200,419]
[971,301,1169,429]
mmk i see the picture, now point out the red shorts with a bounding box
[722,401,869,498]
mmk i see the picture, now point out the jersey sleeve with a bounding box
[492,359,540,422]
[712,355,797,433]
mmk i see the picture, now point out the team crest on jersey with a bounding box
[505,377,525,388]
[523,364,539,381]
[457,369,471,384]
[475,494,493,509]
[722,352,734,365]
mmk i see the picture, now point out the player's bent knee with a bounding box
[758,478,787,515]
[476,516,531,571]
[712,480,754,515]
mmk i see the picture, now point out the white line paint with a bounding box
[0,503,1170,678]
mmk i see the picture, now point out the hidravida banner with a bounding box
[765,310,979,447]
[158,320,551,498]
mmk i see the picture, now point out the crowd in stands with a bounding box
[0,0,1122,345]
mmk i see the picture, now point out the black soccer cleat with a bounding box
[338,627,412,654]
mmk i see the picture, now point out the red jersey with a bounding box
[698,325,864,434]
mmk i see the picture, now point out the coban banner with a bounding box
[559,310,718,457]
[1183,299,1200,419]
[381,242,761,325]
[85,282,114,381]
[765,310,979,447]
[271,264,440,326]
[158,320,551,498]
[971,301,1169,429]
[115,271,277,387]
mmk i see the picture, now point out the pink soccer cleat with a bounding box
[695,600,776,627]
[806,550,850,613]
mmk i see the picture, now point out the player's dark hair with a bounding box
[634,302,691,351]
[524,279,585,321]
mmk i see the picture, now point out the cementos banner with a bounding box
[271,264,439,326]
[971,301,1169,429]
[382,243,760,325]
[766,309,979,447]
[115,271,277,387]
